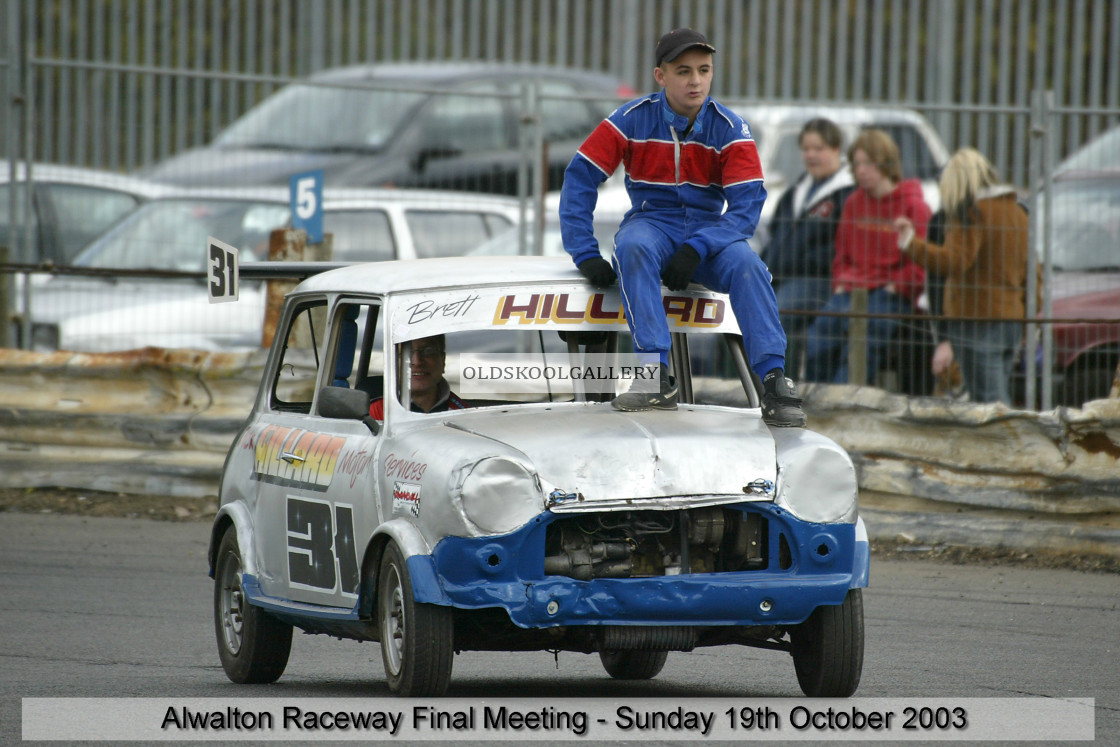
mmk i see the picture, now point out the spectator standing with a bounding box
[804,129,931,384]
[893,148,1032,405]
[559,28,805,426]
[765,118,855,375]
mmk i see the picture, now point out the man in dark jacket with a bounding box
[764,118,855,373]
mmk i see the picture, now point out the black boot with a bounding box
[611,363,678,412]
[761,369,806,427]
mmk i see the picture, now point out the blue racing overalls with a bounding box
[559,90,786,376]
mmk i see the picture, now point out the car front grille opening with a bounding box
[543,507,769,580]
[778,532,792,570]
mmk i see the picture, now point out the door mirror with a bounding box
[318,385,379,434]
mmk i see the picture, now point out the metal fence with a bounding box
[1,0,1118,411]
[4,0,1118,181]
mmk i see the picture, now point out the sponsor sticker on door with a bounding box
[393,481,422,516]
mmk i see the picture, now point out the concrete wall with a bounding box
[2,347,1118,555]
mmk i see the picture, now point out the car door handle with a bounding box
[280,452,305,464]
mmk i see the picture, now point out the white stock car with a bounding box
[208,256,869,697]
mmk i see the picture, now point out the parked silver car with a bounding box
[19,187,520,352]
[209,255,868,697]
[141,62,635,196]
[0,162,178,264]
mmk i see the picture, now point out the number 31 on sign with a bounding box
[207,236,240,303]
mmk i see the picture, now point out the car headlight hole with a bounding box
[475,543,509,575]
[809,533,839,564]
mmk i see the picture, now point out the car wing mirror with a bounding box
[318,385,380,435]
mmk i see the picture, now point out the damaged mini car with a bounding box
[209,255,869,697]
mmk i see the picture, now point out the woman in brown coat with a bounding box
[894,148,1033,405]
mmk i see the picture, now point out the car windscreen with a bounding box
[1044,178,1120,272]
[382,324,750,410]
[213,83,426,151]
[1057,127,1120,173]
[72,199,290,271]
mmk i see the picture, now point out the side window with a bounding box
[325,210,396,262]
[321,299,385,399]
[406,210,511,258]
[44,185,141,262]
[271,299,329,412]
[421,85,509,153]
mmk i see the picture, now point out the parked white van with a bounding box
[19,187,521,352]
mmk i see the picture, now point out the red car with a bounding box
[1034,168,1120,406]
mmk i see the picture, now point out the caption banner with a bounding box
[23,697,1094,741]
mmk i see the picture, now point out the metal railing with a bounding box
[1,0,1117,412]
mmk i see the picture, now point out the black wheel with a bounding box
[790,588,864,697]
[213,525,292,684]
[378,543,454,696]
[599,650,669,680]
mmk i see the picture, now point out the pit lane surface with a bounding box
[1,512,1116,742]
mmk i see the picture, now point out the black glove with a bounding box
[662,244,701,291]
[577,257,617,289]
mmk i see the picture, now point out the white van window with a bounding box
[326,210,396,262]
[406,210,513,259]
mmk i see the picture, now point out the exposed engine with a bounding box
[544,506,766,580]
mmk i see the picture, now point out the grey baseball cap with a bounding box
[655,28,716,65]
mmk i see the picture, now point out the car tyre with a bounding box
[599,650,669,680]
[377,543,454,696]
[790,588,864,697]
[213,525,293,684]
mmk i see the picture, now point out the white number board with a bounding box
[207,236,240,304]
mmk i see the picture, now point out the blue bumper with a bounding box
[412,503,869,628]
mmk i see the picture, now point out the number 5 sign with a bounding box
[290,169,324,243]
[207,236,239,303]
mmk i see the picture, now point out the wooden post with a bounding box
[848,287,868,385]
[260,228,333,349]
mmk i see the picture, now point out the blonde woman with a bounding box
[894,148,1031,405]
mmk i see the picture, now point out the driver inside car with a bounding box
[368,334,469,419]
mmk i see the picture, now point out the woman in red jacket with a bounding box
[804,129,931,383]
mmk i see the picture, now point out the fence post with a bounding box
[848,287,868,385]
[1026,91,1043,410]
[1039,91,1055,412]
[516,82,535,256]
[0,246,10,348]
[1028,89,1056,411]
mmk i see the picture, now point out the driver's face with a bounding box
[409,336,445,397]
